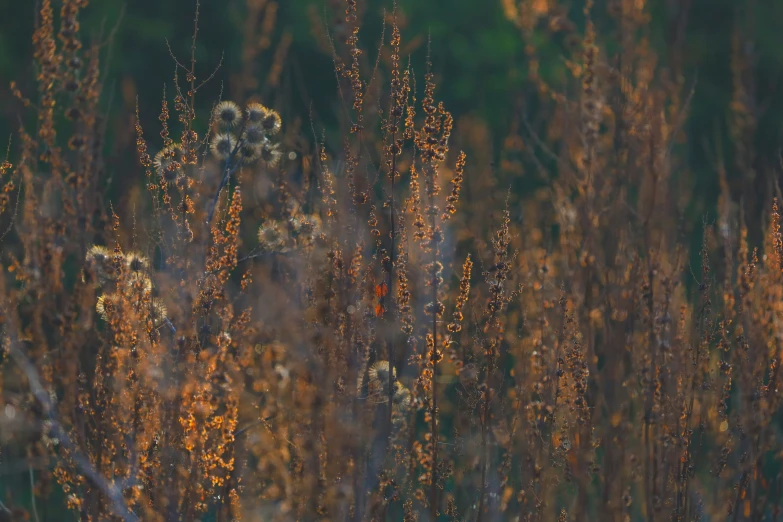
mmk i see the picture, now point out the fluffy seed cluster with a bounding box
[257,212,322,253]
[87,246,168,330]
[210,100,284,168]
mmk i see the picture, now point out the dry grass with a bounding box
[0,0,781,521]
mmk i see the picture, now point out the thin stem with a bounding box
[430,242,439,521]
[29,465,40,522]
[5,333,140,522]
[207,154,241,224]
[387,130,396,442]
[207,120,248,225]
[428,173,440,520]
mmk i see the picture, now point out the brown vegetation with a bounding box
[0,0,781,521]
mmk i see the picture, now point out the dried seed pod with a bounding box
[214,100,242,129]
[96,293,121,320]
[259,141,282,167]
[210,133,237,160]
[124,251,150,273]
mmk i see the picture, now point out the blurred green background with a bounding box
[0,0,781,233]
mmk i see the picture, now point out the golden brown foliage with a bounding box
[1,1,783,521]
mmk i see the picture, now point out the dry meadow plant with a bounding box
[0,0,782,521]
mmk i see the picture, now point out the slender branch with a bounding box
[386,91,399,445]
[4,329,140,522]
[206,120,248,225]
[29,465,40,522]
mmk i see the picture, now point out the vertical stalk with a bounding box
[430,233,439,521]
[387,132,396,441]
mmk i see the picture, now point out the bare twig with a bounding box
[4,326,140,522]
[29,465,40,522]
